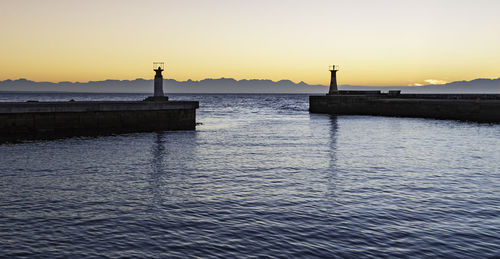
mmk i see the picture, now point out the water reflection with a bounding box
[326,115,339,202]
[148,131,200,207]
[328,115,338,169]
[149,132,166,209]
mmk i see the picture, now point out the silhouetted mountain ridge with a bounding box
[0,77,498,94]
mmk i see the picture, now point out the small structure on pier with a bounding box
[327,65,339,95]
[145,62,169,101]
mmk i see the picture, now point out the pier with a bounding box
[309,66,500,123]
[0,62,199,141]
[310,92,500,123]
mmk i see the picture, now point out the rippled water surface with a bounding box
[1,93,499,258]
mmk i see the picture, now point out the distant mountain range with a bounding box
[0,77,498,94]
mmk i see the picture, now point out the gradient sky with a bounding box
[1,0,499,86]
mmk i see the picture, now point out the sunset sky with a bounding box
[1,0,499,86]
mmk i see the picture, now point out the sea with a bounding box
[0,92,499,258]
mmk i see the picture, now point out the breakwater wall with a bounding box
[309,92,500,123]
[0,100,199,141]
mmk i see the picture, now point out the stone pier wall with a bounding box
[309,93,500,123]
[0,101,199,141]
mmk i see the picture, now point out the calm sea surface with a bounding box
[0,93,499,258]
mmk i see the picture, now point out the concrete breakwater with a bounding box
[309,91,500,123]
[0,100,199,141]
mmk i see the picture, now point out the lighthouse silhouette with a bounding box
[327,65,339,95]
[145,62,169,101]
[153,62,165,97]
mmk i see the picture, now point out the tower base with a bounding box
[326,91,339,95]
[144,96,169,102]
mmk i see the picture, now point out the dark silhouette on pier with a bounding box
[328,65,339,95]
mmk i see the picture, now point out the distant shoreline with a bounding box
[0,77,498,94]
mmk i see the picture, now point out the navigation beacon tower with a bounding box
[327,65,339,95]
[153,62,165,97]
[145,62,169,101]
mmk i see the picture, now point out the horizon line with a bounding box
[1,76,499,88]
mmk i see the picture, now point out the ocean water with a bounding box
[0,93,499,258]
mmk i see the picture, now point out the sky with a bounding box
[1,0,499,86]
